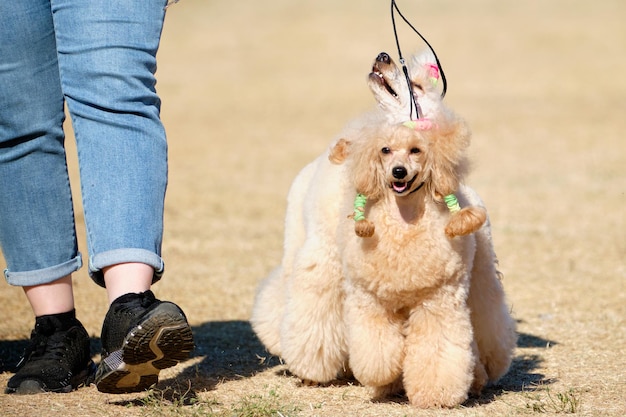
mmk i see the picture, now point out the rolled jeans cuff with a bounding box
[89,248,164,288]
[4,254,83,287]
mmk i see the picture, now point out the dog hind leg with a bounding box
[279,251,347,383]
[468,226,517,382]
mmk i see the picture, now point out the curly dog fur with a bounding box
[251,51,517,408]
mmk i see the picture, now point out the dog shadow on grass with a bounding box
[0,319,557,407]
[167,319,558,408]
[464,324,558,407]
[162,319,557,407]
[161,320,284,390]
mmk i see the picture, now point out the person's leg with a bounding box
[24,276,75,317]
[0,1,81,291]
[51,0,193,393]
[103,264,153,305]
[53,0,169,289]
[0,0,92,394]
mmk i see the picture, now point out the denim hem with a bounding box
[89,248,164,288]
[4,254,83,287]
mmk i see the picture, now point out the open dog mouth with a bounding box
[369,67,398,98]
[391,174,418,194]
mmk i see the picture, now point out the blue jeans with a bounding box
[0,0,169,287]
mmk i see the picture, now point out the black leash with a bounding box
[390,0,447,120]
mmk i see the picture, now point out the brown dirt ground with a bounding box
[1,0,624,416]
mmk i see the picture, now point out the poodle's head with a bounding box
[368,50,448,124]
[329,50,485,238]
[331,115,471,203]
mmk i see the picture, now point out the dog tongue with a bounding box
[393,182,408,193]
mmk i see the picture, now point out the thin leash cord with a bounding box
[391,0,447,119]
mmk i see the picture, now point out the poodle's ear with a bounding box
[350,138,385,200]
[328,138,351,164]
[426,117,471,200]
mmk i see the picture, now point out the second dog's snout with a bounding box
[392,166,407,179]
[376,52,391,64]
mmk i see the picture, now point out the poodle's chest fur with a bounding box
[342,199,474,307]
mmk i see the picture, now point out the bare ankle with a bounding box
[103,263,153,304]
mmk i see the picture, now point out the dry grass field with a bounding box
[1,0,624,416]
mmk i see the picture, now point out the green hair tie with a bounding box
[444,193,461,213]
[353,193,367,222]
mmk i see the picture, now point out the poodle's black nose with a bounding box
[376,52,391,64]
[392,166,407,179]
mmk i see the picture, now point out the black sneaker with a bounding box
[95,290,194,394]
[6,310,94,395]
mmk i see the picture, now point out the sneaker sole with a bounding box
[95,302,194,394]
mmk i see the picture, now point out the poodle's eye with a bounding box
[381,147,391,155]
[412,82,424,92]
[410,147,421,154]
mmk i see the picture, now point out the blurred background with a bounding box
[0,1,624,415]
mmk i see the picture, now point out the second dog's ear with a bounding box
[426,117,471,199]
[329,138,351,164]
